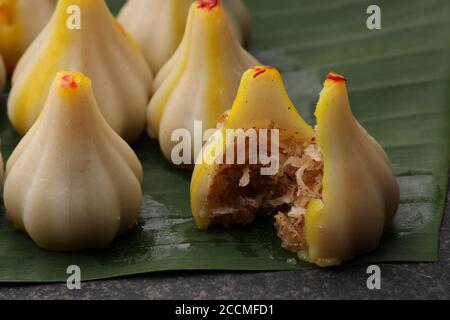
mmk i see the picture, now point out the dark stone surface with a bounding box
[0,182,448,300]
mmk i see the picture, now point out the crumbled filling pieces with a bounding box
[205,136,324,253]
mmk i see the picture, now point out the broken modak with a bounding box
[118,0,251,74]
[190,66,400,267]
[3,72,143,252]
[8,0,152,143]
[147,0,258,164]
[0,0,56,73]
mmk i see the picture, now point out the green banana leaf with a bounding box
[0,0,448,282]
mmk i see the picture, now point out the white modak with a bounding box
[3,72,143,252]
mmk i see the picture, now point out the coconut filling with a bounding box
[204,137,324,254]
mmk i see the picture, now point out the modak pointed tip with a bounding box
[58,72,81,89]
[197,0,221,10]
[237,66,280,86]
[315,71,352,120]
[193,0,224,20]
[248,66,275,79]
[54,71,92,97]
[239,66,281,86]
[226,65,313,140]
[60,74,79,90]
[326,71,347,83]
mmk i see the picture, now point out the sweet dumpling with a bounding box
[0,0,56,73]
[3,71,143,251]
[147,0,258,164]
[8,0,152,143]
[118,0,251,74]
[190,66,400,266]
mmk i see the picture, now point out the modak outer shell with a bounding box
[304,73,399,266]
[191,67,315,230]
[147,0,258,163]
[4,72,143,252]
[0,54,5,93]
[0,0,56,73]
[8,0,153,143]
[118,0,251,74]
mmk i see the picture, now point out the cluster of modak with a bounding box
[0,0,398,267]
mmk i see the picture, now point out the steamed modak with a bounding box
[118,0,251,74]
[0,0,56,73]
[3,72,143,252]
[147,0,258,164]
[8,0,153,143]
[0,54,5,93]
[190,66,400,267]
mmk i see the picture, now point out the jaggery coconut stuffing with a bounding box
[203,134,323,254]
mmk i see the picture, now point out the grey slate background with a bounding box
[0,179,448,300]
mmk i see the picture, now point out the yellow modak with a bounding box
[8,0,153,143]
[0,0,56,73]
[190,66,400,267]
[118,0,251,74]
[4,72,143,252]
[147,0,258,164]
